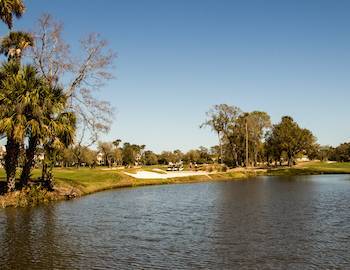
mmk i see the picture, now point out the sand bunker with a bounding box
[125,170,209,179]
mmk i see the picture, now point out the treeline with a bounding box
[58,141,146,167]
[201,104,350,166]
[58,104,349,168]
[315,143,350,162]
[55,141,216,167]
[201,104,317,167]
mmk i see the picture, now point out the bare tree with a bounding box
[98,141,115,167]
[29,14,116,148]
[201,104,242,165]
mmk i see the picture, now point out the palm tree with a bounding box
[0,31,33,62]
[20,83,76,188]
[0,0,25,29]
[17,66,52,187]
[40,110,76,189]
[0,31,34,191]
[0,62,75,191]
[0,62,27,191]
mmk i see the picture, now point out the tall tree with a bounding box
[0,62,26,191]
[243,111,271,166]
[0,62,75,190]
[143,150,158,165]
[265,130,283,166]
[41,110,76,189]
[113,147,123,166]
[98,141,114,167]
[20,82,76,187]
[201,104,242,165]
[266,116,316,166]
[0,0,25,29]
[329,143,350,162]
[0,63,41,190]
[30,14,115,149]
[158,151,177,164]
[0,29,34,190]
[121,143,144,166]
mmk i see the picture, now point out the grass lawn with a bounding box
[300,161,350,173]
[267,161,350,175]
[1,161,349,207]
[0,164,258,196]
[0,167,140,195]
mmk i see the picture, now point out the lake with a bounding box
[0,175,350,269]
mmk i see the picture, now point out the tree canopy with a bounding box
[0,0,25,29]
[265,116,316,166]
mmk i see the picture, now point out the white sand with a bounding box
[124,170,209,179]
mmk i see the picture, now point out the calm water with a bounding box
[1,175,350,269]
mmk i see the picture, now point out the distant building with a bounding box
[296,155,310,162]
[96,152,104,165]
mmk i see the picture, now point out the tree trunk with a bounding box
[288,154,293,167]
[4,137,20,192]
[41,151,55,191]
[7,175,16,193]
[233,148,238,167]
[266,152,270,166]
[218,132,223,165]
[245,121,249,168]
[46,162,55,191]
[20,135,38,187]
[42,160,47,180]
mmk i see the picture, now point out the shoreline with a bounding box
[1,162,350,208]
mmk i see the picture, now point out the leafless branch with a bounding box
[29,14,116,147]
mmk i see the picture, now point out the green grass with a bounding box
[53,168,130,194]
[0,165,255,197]
[1,162,350,208]
[301,161,350,172]
[267,161,350,176]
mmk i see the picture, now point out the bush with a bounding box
[221,165,228,172]
[0,185,57,208]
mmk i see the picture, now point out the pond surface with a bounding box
[1,175,350,269]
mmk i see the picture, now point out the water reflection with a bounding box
[0,205,79,269]
[0,175,349,269]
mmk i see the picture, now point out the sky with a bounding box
[6,0,350,152]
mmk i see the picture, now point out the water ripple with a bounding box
[0,175,350,269]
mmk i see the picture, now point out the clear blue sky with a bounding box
[10,0,350,152]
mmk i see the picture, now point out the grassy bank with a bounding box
[1,161,350,208]
[267,161,350,176]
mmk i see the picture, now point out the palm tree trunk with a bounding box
[4,136,20,192]
[46,162,55,191]
[41,146,57,191]
[20,135,38,187]
[41,161,47,180]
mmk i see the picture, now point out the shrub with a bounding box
[221,165,228,172]
[0,185,57,208]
